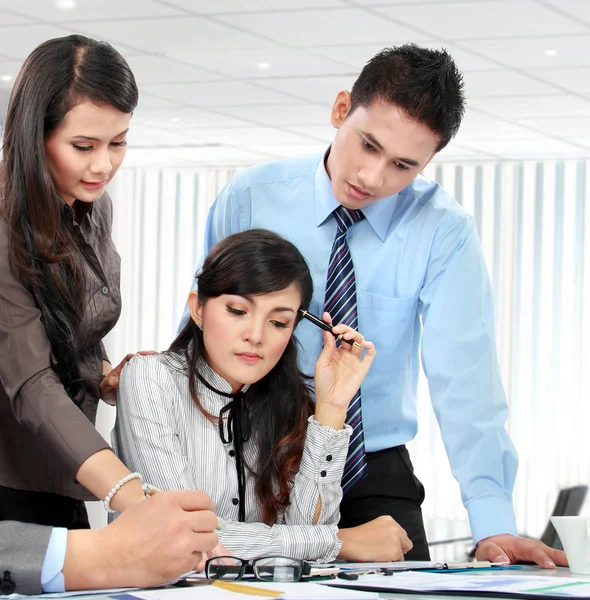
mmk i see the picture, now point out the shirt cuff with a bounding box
[41,527,67,593]
[465,496,518,544]
[282,524,342,563]
[298,417,351,484]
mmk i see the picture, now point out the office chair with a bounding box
[429,485,588,557]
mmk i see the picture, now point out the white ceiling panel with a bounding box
[216,8,423,47]
[137,93,183,110]
[0,0,589,163]
[515,116,590,139]
[0,24,76,59]
[134,107,249,130]
[284,125,335,142]
[0,8,32,25]
[463,35,590,69]
[167,0,347,13]
[126,56,222,85]
[469,95,590,120]
[433,144,496,161]
[160,145,271,166]
[542,0,590,26]
[374,1,588,39]
[457,137,590,159]
[259,75,356,104]
[248,143,328,158]
[216,103,330,126]
[454,111,543,142]
[0,59,25,84]
[184,126,318,146]
[127,123,207,147]
[525,67,590,95]
[463,70,559,97]
[308,41,499,71]
[141,81,297,107]
[0,0,185,22]
[69,16,276,54]
[168,47,354,79]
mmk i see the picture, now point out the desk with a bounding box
[39,567,589,600]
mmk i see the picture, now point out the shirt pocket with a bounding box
[357,291,418,375]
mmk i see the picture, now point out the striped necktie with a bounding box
[324,205,367,493]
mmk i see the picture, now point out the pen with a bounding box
[143,484,224,531]
[298,309,363,350]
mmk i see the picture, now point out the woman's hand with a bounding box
[337,516,413,562]
[313,312,376,429]
[100,351,158,405]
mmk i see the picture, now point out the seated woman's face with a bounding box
[195,283,302,392]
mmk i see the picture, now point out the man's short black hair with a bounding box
[350,44,466,152]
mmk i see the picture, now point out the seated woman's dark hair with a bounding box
[0,35,138,401]
[171,229,314,524]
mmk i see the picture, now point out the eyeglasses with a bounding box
[205,556,311,582]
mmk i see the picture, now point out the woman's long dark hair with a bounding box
[0,35,138,400]
[170,229,315,524]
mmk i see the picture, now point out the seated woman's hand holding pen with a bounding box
[313,312,376,430]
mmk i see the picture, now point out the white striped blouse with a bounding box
[112,353,351,562]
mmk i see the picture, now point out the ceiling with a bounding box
[0,0,589,167]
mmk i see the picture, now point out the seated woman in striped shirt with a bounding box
[113,229,412,563]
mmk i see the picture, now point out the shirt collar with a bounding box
[59,196,94,225]
[198,357,251,396]
[313,149,400,242]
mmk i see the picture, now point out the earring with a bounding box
[197,322,203,331]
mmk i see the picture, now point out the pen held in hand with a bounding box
[298,309,363,350]
[143,484,224,531]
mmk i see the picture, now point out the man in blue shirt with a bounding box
[188,44,566,567]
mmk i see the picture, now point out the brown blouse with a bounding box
[0,192,121,500]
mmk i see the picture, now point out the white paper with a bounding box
[325,570,590,597]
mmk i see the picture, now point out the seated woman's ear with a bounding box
[188,291,204,329]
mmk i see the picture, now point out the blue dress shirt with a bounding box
[189,153,519,544]
[41,527,67,592]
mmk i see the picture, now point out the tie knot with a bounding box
[334,205,364,233]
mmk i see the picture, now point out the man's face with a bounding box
[326,92,441,210]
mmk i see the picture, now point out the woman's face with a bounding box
[189,284,302,393]
[45,99,131,207]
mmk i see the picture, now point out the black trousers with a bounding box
[0,485,90,529]
[338,445,430,560]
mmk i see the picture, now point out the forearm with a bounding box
[75,449,144,513]
[220,521,341,563]
[284,417,350,526]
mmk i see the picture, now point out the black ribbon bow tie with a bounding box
[197,373,251,522]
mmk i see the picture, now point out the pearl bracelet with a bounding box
[104,472,143,513]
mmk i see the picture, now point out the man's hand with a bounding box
[475,534,568,569]
[64,490,219,590]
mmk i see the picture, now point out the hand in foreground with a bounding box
[337,515,413,562]
[475,534,567,569]
[196,540,233,572]
[63,490,219,590]
[314,312,376,429]
[100,351,158,404]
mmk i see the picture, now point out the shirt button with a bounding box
[91,364,97,371]
[101,286,109,294]
[229,450,236,457]
[326,455,333,462]
[232,497,239,505]
[320,470,327,478]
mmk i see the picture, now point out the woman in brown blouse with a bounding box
[0,35,153,528]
